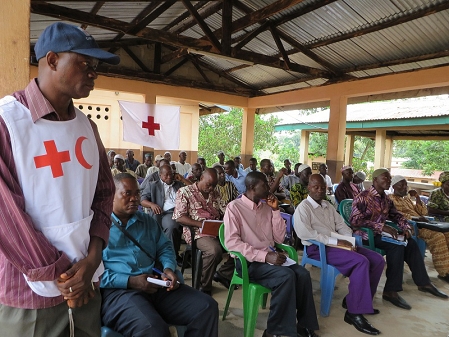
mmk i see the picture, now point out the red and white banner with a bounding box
[118,101,180,150]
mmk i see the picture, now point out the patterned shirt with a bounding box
[335,182,360,203]
[389,194,428,220]
[173,183,225,244]
[427,188,449,221]
[290,182,309,207]
[215,181,239,206]
[350,186,410,240]
[0,79,113,309]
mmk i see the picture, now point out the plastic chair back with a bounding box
[280,212,293,245]
[301,240,340,317]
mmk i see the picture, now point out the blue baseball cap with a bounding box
[34,22,120,65]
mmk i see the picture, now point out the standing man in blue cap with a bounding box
[0,22,119,336]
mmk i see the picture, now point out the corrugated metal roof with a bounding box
[279,96,449,124]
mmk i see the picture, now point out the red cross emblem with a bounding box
[142,116,160,136]
[34,140,71,178]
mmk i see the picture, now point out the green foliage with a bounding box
[394,140,449,175]
[198,108,279,166]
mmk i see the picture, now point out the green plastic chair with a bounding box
[338,199,386,255]
[218,224,298,337]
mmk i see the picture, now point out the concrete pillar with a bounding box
[384,137,393,170]
[299,131,310,165]
[240,108,256,167]
[374,129,387,169]
[327,95,348,183]
[345,134,355,166]
[0,0,30,97]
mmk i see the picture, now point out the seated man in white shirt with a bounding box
[319,163,333,194]
[294,174,385,335]
[174,151,191,177]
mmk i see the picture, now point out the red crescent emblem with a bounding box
[75,136,93,169]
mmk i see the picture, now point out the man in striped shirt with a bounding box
[214,165,239,206]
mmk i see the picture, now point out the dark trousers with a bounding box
[238,262,319,336]
[101,285,218,337]
[373,235,430,292]
[307,245,385,314]
[153,210,182,255]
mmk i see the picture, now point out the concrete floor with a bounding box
[182,249,449,337]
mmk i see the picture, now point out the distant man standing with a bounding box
[163,151,172,162]
[125,149,140,172]
[213,150,225,167]
[319,163,333,194]
[0,22,118,336]
[175,151,191,176]
[135,153,152,179]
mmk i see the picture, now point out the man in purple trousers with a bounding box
[294,174,385,336]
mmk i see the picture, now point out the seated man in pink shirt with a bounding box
[224,172,319,337]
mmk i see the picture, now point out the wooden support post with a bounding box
[241,108,256,167]
[326,96,347,183]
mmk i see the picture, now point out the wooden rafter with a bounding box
[163,1,209,32]
[221,0,232,56]
[30,2,329,77]
[153,42,161,74]
[188,56,211,83]
[181,0,221,52]
[122,46,151,72]
[80,2,105,30]
[170,1,223,34]
[269,25,291,69]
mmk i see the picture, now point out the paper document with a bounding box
[330,232,355,246]
[147,277,171,287]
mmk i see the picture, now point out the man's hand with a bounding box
[382,225,398,239]
[148,202,163,215]
[174,173,183,181]
[67,289,96,308]
[265,251,286,265]
[57,257,98,299]
[276,168,286,179]
[128,274,161,294]
[408,189,418,198]
[266,193,279,211]
[337,239,355,251]
[163,268,180,292]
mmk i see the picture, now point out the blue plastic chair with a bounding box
[280,212,293,245]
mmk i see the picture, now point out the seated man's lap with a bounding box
[101,285,217,335]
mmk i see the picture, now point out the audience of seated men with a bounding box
[224,172,320,337]
[224,160,247,194]
[135,153,153,179]
[141,165,185,262]
[140,159,170,191]
[214,165,239,206]
[335,165,361,202]
[187,163,203,183]
[111,154,137,178]
[353,171,367,192]
[173,169,234,295]
[100,173,218,337]
[174,150,191,177]
[390,175,449,283]
[350,168,448,310]
[107,150,116,169]
[213,150,225,167]
[428,171,449,222]
[290,164,313,207]
[319,163,333,195]
[294,174,384,335]
[260,159,294,214]
[124,149,140,172]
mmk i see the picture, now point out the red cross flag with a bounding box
[119,101,180,150]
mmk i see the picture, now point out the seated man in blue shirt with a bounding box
[100,173,218,337]
[224,159,247,194]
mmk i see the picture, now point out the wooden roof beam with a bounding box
[122,46,151,73]
[162,1,209,32]
[269,25,292,70]
[80,2,105,30]
[170,1,223,34]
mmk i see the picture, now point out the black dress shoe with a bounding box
[262,329,281,337]
[342,296,380,315]
[297,326,319,337]
[213,272,231,289]
[199,287,211,296]
[382,292,411,310]
[418,283,449,299]
[344,311,380,335]
[438,274,449,283]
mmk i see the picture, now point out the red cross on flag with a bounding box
[119,101,180,149]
